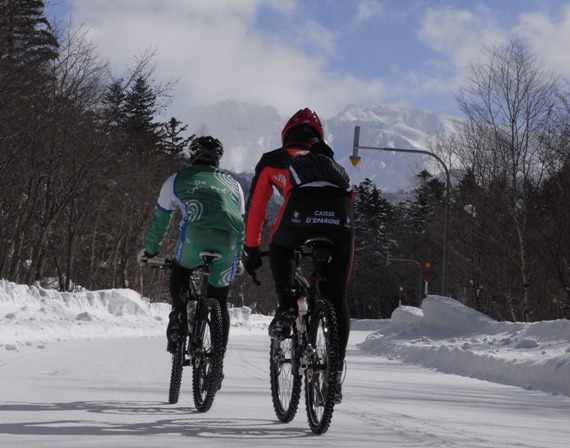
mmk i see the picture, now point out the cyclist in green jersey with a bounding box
[137,136,245,354]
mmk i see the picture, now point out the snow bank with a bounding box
[359,296,570,397]
[0,280,268,347]
[0,280,171,345]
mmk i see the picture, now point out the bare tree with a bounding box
[451,36,564,321]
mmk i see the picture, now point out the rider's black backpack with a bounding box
[288,150,350,190]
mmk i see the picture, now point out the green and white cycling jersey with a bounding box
[144,165,245,286]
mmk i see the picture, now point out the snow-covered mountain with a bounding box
[327,105,457,191]
[185,100,283,174]
[184,100,457,192]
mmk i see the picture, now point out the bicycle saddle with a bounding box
[198,251,222,262]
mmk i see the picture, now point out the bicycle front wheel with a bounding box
[168,337,187,404]
[192,297,224,412]
[270,335,302,422]
[305,299,340,434]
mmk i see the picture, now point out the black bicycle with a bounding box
[146,252,225,412]
[266,237,341,435]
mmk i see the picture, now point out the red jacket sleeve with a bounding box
[245,167,275,248]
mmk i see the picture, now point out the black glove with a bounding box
[243,245,262,277]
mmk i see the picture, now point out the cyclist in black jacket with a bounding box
[243,108,354,397]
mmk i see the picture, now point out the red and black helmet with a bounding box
[281,108,324,143]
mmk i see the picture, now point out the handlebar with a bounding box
[142,248,226,270]
[142,257,174,269]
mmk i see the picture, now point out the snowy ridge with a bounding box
[360,296,570,396]
[186,100,284,174]
[185,100,457,190]
[328,104,456,190]
[1,280,569,398]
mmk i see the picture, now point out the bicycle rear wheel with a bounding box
[269,335,302,422]
[192,297,224,412]
[168,337,187,404]
[305,299,339,434]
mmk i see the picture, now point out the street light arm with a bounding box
[386,255,423,302]
[387,255,421,271]
[352,125,449,181]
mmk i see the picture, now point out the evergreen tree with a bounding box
[353,178,394,252]
[0,0,61,282]
[160,117,194,155]
[0,0,59,110]
[123,75,161,151]
[405,169,445,234]
[349,179,399,318]
[0,0,58,68]
[394,169,446,297]
[100,78,127,132]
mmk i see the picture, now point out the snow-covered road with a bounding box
[1,330,569,448]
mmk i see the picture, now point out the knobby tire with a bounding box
[305,299,340,434]
[269,335,302,422]
[192,297,224,412]
[168,337,186,404]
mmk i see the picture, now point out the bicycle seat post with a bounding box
[303,237,333,283]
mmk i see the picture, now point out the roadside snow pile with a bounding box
[0,279,271,348]
[359,295,570,397]
[0,280,171,345]
[229,305,273,333]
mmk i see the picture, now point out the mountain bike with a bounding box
[265,237,342,435]
[145,252,225,412]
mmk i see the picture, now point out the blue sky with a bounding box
[47,0,570,119]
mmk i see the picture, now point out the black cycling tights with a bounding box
[269,242,352,363]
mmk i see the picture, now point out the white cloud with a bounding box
[515,7,570,78]
[63,0,385,119]
[411,4,570,104]
[356,0,384,22]
[55,1,570,121]
[298,20,336,54]
[419,7,507,72]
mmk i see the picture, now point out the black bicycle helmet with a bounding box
[189,136,224,166]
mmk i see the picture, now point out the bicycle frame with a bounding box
[268,236,340,434]
[145,252,225,411]
[290,238,332,376]
[147,251,221,323]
